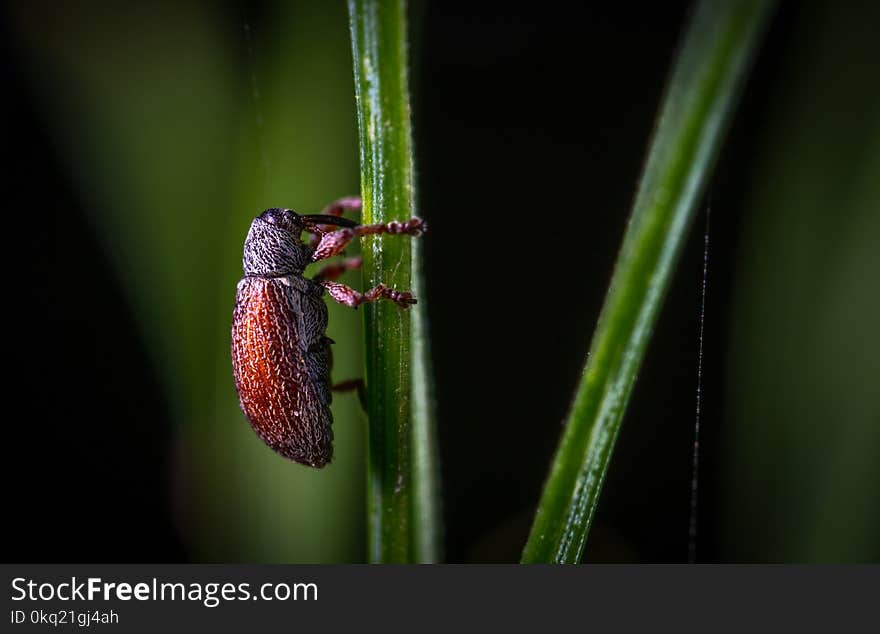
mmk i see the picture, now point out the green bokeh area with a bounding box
[724,4,879,562]
[11,1,366,562]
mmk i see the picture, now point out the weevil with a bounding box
[231,197,426,467]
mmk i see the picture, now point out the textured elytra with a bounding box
[231,274,334,467]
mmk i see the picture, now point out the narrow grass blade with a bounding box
[348,0,440,563]
[411,241,442,562]
[522,0,775,564]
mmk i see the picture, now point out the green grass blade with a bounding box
[411,240,442,562]
[348,0,440,563]
[521,0,775,564]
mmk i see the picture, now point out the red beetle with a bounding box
[231,198,425,467]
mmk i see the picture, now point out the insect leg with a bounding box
[321,281,416,309]
[311,217,427,262]
[332,378,366,409]
[319,196,362,218]
[305,226,328,249]
[304,197,363,248]
[311,256,363,282]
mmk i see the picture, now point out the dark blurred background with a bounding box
[3,0,878,563]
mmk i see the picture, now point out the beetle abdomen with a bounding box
[231,276,333,467]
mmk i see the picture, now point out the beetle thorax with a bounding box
[242,217,311,276]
